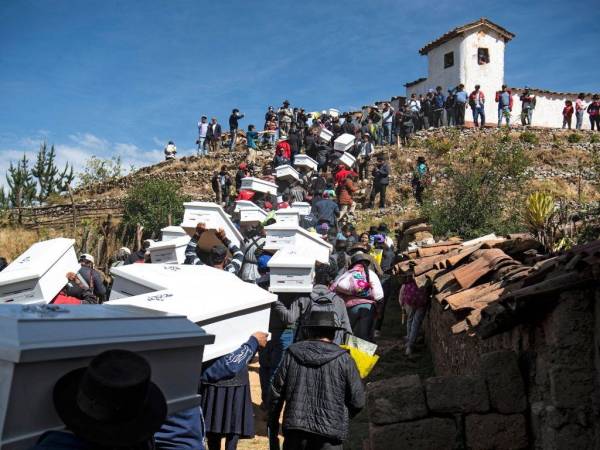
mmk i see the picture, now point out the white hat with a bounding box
[79,253,95,265]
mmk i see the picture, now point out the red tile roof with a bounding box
[419,18,515,55]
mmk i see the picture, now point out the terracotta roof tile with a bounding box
[419,18,515,55]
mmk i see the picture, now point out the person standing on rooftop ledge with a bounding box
[575,93,587,130]
[520,88,536,127]
[197,115,209,156]
[454,84,467,126]
[496,84,513,127]
[469,84,486,128]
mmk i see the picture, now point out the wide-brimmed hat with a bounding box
[351,251,371,267]
[301,311,342,329]
[79,253,94,265]
[53,350,167,447]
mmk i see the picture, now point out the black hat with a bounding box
[417,156,426,163]
[53,350,167,447]
[301,311,342,329]
[378,223,389,233]
[210,244,228,264]
[369,226,378,234]
[283,99,290,105]
[350,252,371,267]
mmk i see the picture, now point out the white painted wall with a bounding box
[506,91,593,129]
[461,29,506,126]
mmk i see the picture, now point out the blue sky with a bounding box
[1,0,598,186]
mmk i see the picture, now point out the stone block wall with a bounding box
[418,288,600,449]
[368,352,529,449]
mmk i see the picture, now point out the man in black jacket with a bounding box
[269,311,365,450]
[368,155,389,209]
[228,108,244,151]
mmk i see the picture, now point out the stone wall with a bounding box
[367,288,599,449]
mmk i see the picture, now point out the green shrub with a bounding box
[422,139,531,239]
[424,137,454,155]
[591,134,600,144]
[519,131,539,145]
[567,133,582,143]
[122,179,190,238]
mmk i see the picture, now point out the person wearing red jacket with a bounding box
[275,135,291,161]
[469,85,486,128]
[334,165,358,186]
[562,100,575,130]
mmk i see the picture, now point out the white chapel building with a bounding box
[403,18,596,129]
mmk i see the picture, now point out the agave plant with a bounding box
[523,192,555,251]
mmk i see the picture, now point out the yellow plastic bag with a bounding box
[340,344,380,379]
[369,248,383,267]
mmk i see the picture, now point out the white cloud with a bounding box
[0,132,166,190]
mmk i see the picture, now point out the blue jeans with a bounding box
[197,137,207,156]
[498,107,510,126]
[404,305,426,349]
[383,122,393,145]
[347,303,375,341]
[229,128,238,151]
[472,106,485,127]
[521,108,532,126]
[576,111,584,130]
[155,407,205,450]
[266,328,295,450]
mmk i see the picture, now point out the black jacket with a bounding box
[269,340,365,441]
[206,123,222,140]
[372,163,390,185]
[229,112,244,129]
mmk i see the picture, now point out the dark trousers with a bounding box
[374,276,391,331]
[283,430,343,450]
[207,433,239,450]
[455,102,466,125]
[432,109,443,127]
[591,116,600,131]
[358,158,369,180]
[369,183,387,208]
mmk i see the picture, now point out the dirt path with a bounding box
[237,298,433,450]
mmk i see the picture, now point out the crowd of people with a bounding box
[1,161,433,449]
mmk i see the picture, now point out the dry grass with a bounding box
[0,227,73,261]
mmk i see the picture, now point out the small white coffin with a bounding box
[161,225,187,241]
[291,202,311,216]
[327,108,341,118]
[239,206,268,224]
[240,177,278,196]
[275,164,300,182]
[334,133,356,152]
[149,235,191,264]
[293,154,318,172]
[275,209,300,226]
[108,264,277,361]
[180,202,243,248]
[319,128,334,143]
[234,200,258,213]
[339,151,357,168]
[264,224,332,264]
[0,238,79,305]
[268,247,316,293]
[0,303,213,449]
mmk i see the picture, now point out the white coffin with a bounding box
[327,108,341,118]
[234,200,258,213]
[339,151,357,168]
[161,225,187,241]
[240,177,278,196]
[319,128,334,143]
[0,303,213,449]
[334,133,356,152]
[108,263,277,361]
[268,247,316,293]
[293,154,318,172]
[239,206,268,224]
[275,209,300,226]
[291,202,311,216]
[264,224,332,264]
[180,202,243,248]
[0,238,79,305]
[275,164,300,182]
[149,235,191,264]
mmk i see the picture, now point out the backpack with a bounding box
[331,265,372,299]
[295,292,344,341]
